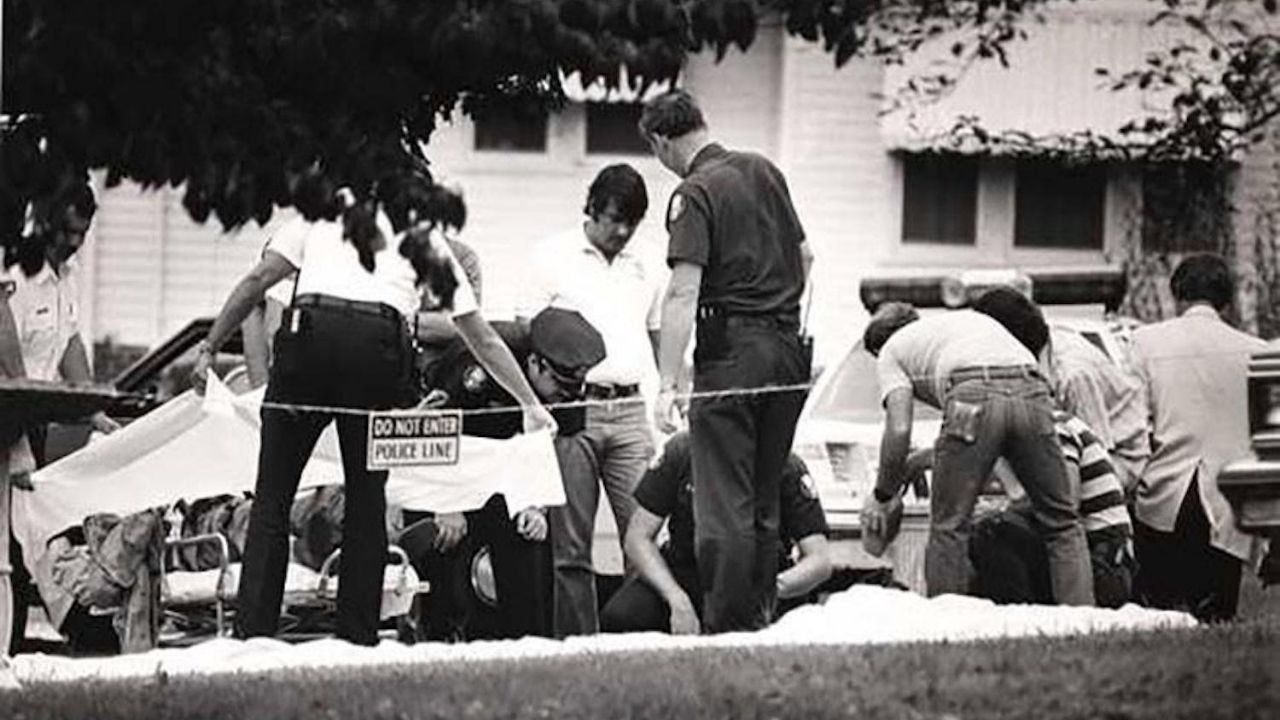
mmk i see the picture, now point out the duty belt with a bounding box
[697,305,800,331]
[584,382,641,400]
[294,293,402,322]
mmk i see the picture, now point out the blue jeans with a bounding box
[550,400,653,637]
[929,371,1095,606]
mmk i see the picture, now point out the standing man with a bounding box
[1129,253,1267,622]
[641,90,814,632]
[517,164,661,636]
[859,302,1095,605]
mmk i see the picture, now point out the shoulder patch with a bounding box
[668,194,686,224]
[799,472,818,500]
[462,364,489,393]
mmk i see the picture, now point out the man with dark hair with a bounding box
[1129,253,1266,621]
[973,287,1149,488]
[516,163,662,636]
[642,89,815,632]
[859,301,1094,605]
[404,307,607,641]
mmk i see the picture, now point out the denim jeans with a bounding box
[689,322,809,632]
[549,401,653,637]
[929,373,1095,606]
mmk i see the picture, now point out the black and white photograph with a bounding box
[1,0,1278,717]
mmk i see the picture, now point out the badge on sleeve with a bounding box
[799,472,818,500]
[668,194,686,224]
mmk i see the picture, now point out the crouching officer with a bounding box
[600,431,831,634]
[399,307,605,641]
[642,89,815,632]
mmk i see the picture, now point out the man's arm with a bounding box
[798,240,814,284]
[873,387,916,500]
[654,262,701,432]
[776,534,832,600]
[191,251,296,393]
[624,504,699,634]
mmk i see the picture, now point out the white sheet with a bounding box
[12,373,564,614]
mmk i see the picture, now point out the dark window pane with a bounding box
[586,102,648,155]
[474,107,547,153]
[1140,162,1227,254]
[1014,160,1106,249]
[901,153,977,245]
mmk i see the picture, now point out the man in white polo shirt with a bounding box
[859,302,1094,605]
[518,164,663,636]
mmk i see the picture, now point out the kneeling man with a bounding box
[600,431,831,634]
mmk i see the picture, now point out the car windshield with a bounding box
[806,340,942,424]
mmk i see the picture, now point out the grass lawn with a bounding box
[3,620,1277,720]
[6,579,1277,719]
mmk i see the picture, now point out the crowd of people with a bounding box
[1,86,1275,654]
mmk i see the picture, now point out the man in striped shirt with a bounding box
[969,409,1135,608]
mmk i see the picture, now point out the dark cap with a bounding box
[530,307,606,372]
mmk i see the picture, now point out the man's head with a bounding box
[583,164,648,260]
[46,182,96,266]
[972,287,1049,357]
[527,308,606,403]
[863,302,920,357]
[1171,253,1233,313]
[638,89,709,177]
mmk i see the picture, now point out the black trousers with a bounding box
[599,554,701,633]
[1134,476,1243,622]
[402,494,553,641]
[689,319,808,633]
[235,301,410,646]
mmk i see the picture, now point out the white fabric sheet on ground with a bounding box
[12,374,563,613]
[5,586,1196,687]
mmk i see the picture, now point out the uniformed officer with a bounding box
[192,186,555,645]
[599,431,831,634]
[404,306,606,640]
[641,89,815,632]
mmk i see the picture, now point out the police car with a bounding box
[792,268,1138,591]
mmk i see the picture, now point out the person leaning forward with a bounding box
[642,89,815,632]
[860,303,1095,605]
[409,307,607,640]
[190,181,555,646]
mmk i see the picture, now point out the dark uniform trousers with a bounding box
[235,299,412,646]
[402,495,553,641]
[690,317,808,633]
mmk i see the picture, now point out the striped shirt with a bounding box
[1054,410,1132,538]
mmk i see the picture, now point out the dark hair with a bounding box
[341,199,381,273]
[638,89,706,140]
[399,223,459,310]
[584,164,648,225]
[4,179,97,277]
[863,302,920,356]
[972,287,1049,356]
[1171,253,1233,310]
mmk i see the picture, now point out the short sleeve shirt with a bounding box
[634,432,828,574]
[4,260,80,381]
[876,310,1037,408]
[665,144,806,318]
[265,216,478,320]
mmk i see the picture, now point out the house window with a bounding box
[473,106,548,153]
[1014,160,1106,249]
[586,102,647,155]
[900,153,978,245]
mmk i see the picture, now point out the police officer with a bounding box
[404,307,606,640]
[641,90,815,632]
[600,431,831,635]
[191,185,554,645]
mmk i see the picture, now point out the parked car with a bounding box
[792,268,1138,591]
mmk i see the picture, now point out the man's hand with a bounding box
[515,507,548,542]
[654,387,685,434]
[89,411,122,435]
[667,592,701,635]
[522,404,557,435]
[860,494,890,537]
[860,492,904,558]
[415,389,450,410]
[434,512,468,552]
[190,341,215,396]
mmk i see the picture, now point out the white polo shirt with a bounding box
[266,216,478,320]
[518,228,663,386]
[4,259,81,382]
